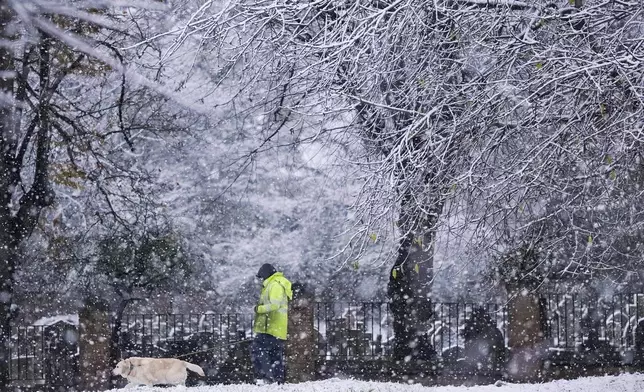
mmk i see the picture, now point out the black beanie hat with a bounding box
[256,263,277,280]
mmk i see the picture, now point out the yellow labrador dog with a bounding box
[112,357,204,387]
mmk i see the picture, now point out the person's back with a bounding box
[253,271,292,339]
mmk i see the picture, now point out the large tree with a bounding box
[0,1,196,386]
[151,0,643,359]
[0,3,63,385]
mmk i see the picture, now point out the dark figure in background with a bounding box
[462,307,506,376]
[578,307,620,367]
[251,263,292,384]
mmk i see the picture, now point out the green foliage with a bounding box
[96,231,192,293]
[609,169,617,180]
[50,163,87,190]
[49,9,102,36]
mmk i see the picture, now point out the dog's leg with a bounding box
[124,383,138,389]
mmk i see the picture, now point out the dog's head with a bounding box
[112,359,130,376]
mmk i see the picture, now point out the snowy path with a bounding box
[105,373,644,392]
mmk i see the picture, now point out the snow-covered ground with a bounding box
[105,373,644,392]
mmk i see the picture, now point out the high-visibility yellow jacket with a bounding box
[253,272,293,340]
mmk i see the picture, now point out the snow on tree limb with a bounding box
[7,0,210,113]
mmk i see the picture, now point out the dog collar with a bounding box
[125,362,135,377]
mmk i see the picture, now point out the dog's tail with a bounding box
[183,361,205,377]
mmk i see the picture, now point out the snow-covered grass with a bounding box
[105,373,644,392]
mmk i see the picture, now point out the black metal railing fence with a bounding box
[113,313,254,361]
[314,301,508,359]
[10,294,644,386]
[9,323,79,386]
[544,293,644,350]
[313,294,644,361]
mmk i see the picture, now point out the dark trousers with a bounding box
[251,333,285,384]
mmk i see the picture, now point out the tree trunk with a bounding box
[0,237,18,392]
[109,301,127,365]
[506,289,547,381]
[387,195,441,361]
[109,298,138,366]
[388,235,433,360]
[0,2,16,389]
[108,296,141,387]
[0,18,54,388]
[79,297,111,391]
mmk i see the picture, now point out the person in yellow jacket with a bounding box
[251,263,292,384]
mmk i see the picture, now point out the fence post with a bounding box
[634,319,644,366]
[506,290,547,382]
[78,296,111,391]
[286,283,316,383]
